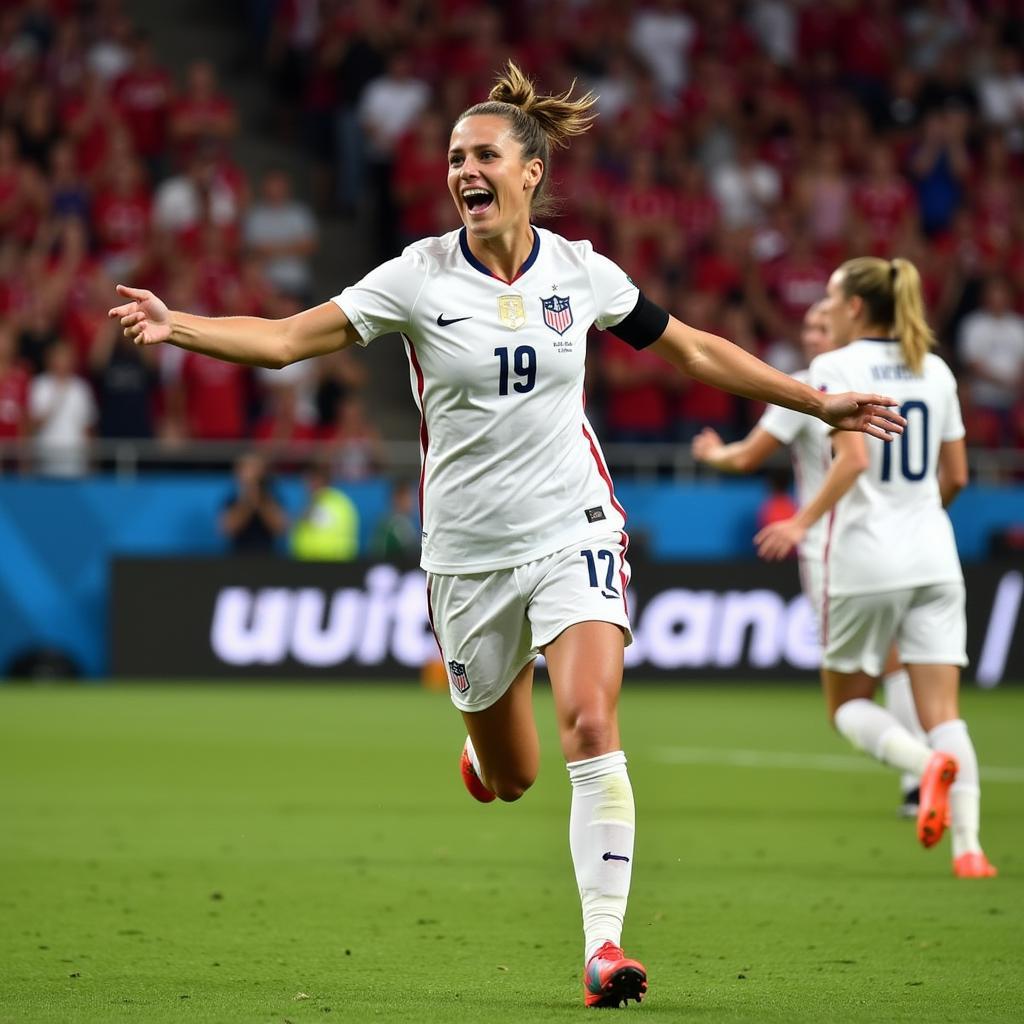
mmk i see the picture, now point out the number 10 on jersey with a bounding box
[494,346,536,395]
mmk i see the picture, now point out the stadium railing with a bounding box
[0,439,1022,481]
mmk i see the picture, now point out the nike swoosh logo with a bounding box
[437,314,473,327]
[602,852,630,862]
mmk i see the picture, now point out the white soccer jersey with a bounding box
[809,339,966,596]
[757,370,832,561]
[333,227,639,573]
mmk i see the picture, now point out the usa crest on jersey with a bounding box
[448,659,470,693]
[541,294,573,335]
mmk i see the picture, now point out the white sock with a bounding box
[928,719,982,858]
[833,698,932,776]
[882,669,927,794]
[464,735,482,776]
[567,750,635,963]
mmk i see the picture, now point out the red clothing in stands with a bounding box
[182,352,247,439]
[601,335,672,435]
[114,68,174,158]
[92,187,152,258]
[0,363,30,438]
[854,178,914,251]
[762,254,830,324]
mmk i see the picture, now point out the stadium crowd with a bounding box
[1,0,1023,476]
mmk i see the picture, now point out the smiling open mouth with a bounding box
[462,188,494,215]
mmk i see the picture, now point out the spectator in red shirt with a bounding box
[793,140,850,257]
[113,32,174,177]
[252,383,319,469]
[169,59,238,163]
[0,126,47,246]
[91,155,152,281]
[393,111,459,246]
[673,289,739,441]
[672,161,719,259]
[545,132,611,249]
[598,311,673,445]
[612,151,677,279]
[752,229,830,341]
[853,144,916,254]
[177,349,249,440]
[62,68,124,185]
[0,320,30,467]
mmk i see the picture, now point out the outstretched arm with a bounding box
[651,317,905,439]
[754,430,868,561]
[108,285,359,369]
[691,425,782,474]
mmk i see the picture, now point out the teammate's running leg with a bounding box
[824,669,958,848]
[880,647,928,816]
[909,664,997,878]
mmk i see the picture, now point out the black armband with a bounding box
[608,292,669,350]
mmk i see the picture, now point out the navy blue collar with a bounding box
[859,336,898,343]
[459,226,540,285]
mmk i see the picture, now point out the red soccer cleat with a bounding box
[584,941,647,1009]
[953,851,998,878]
[917,752,958,849]
[459,739,495,803]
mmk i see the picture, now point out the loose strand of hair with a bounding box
[490,61,597,149]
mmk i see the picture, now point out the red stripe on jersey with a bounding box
[581,422,627,522]
[618,529,631,617]
[402,333,428,521]
[581,414,630,617]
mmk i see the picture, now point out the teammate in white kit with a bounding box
[755,257,997,879]
[108,65,908,1006]
[693,302,928,816]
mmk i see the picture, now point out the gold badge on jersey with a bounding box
[497,294,526,330]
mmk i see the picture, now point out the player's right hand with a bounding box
[108,284,172,345]
[691,427,723,462]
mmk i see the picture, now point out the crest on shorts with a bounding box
[497,294,526,330]
[541,294,573,336]
[448,659,470,693]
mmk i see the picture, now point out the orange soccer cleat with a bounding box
[953,851,998,878]
[459,739,495,803]
[584,941,647,1009]
[917,752,958,849]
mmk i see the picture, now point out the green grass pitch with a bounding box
[1,683,1021,1023]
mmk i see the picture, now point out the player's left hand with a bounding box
[821,392,905,439]
[755,518,805,562]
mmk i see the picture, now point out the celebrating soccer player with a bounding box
[110,64,907,1006]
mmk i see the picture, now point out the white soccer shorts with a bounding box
[823,581,968,677]
[426,533,633,712]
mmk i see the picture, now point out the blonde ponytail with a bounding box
[838,255,935,373]
[890,258,935,374]
[457,62,597,217]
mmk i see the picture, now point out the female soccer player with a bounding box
[692,302,928,817]
[755,257,996,879]
[109,65,905,1005]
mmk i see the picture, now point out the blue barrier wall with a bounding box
[0,475,1021,677]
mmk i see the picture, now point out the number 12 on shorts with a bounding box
[581,549,619,599]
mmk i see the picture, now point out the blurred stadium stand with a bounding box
[1,0,1022,678]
